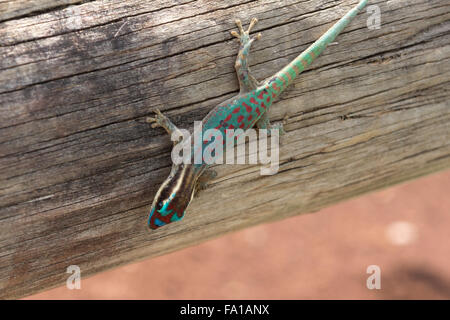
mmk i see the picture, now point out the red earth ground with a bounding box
[27,170,450,299]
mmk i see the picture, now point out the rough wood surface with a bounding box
[0,0,449,299]
[0,0,85,22]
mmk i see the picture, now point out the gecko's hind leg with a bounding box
[231,18,262,93]
[256,112,288,136]
[147,108,184,145]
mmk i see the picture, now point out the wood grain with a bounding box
[0,0,449,299]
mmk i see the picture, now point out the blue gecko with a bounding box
[146,0,368,229]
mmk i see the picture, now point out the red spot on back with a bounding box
[224,114,232,122]
[257,91,264,99]
[228,124,234,129]
[266,96,271,103]
[250,97,257,104]
[247,115,253,122]
[272,92,276,98]
[271,82,279,91]
[261,103,266,109]
[233,107,240,113]
[256,107,260,115]
[237,115,244,123]
[239,123,245,129]
[243,102,252,113]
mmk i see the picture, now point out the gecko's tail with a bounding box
[268,0,368,93]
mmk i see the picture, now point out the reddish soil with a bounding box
[27,170,450,299]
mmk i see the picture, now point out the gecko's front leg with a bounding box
[146,108,184,145]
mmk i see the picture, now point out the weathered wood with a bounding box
[0,0,449,299]
[0,0,84,22]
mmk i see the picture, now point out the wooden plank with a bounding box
[0,0,449,299]
[0,0,84,22]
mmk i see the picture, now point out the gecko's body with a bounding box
[147,0,368,229]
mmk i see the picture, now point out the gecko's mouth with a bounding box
[148,191,187,229]
[148,206,186,229]
[148,186,197,229]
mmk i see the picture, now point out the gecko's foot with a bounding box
[146,108,166,129]
[194,169,218,197]
[195,182,208,195]
[147,108,185,146]
[146,108,180,136]
[197,168,218,186]
[230,18,261,44]
[265,115,289,137]
[194,181,208,198]
[276,114,290,136]
[269,122,286,136]
[202,169,218,180]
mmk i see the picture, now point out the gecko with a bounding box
[146,0,368,229]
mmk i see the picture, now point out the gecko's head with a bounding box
[148,164,196,230]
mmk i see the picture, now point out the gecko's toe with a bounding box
[230,30,240,38]
[252,32,262,41]
[247,17,258,33]
[235,19,244,34]
[153,108,164,116]
[146,117,162,129]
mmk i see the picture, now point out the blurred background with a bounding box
[27,170,450,299]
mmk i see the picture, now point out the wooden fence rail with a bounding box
[0,0,449,298]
